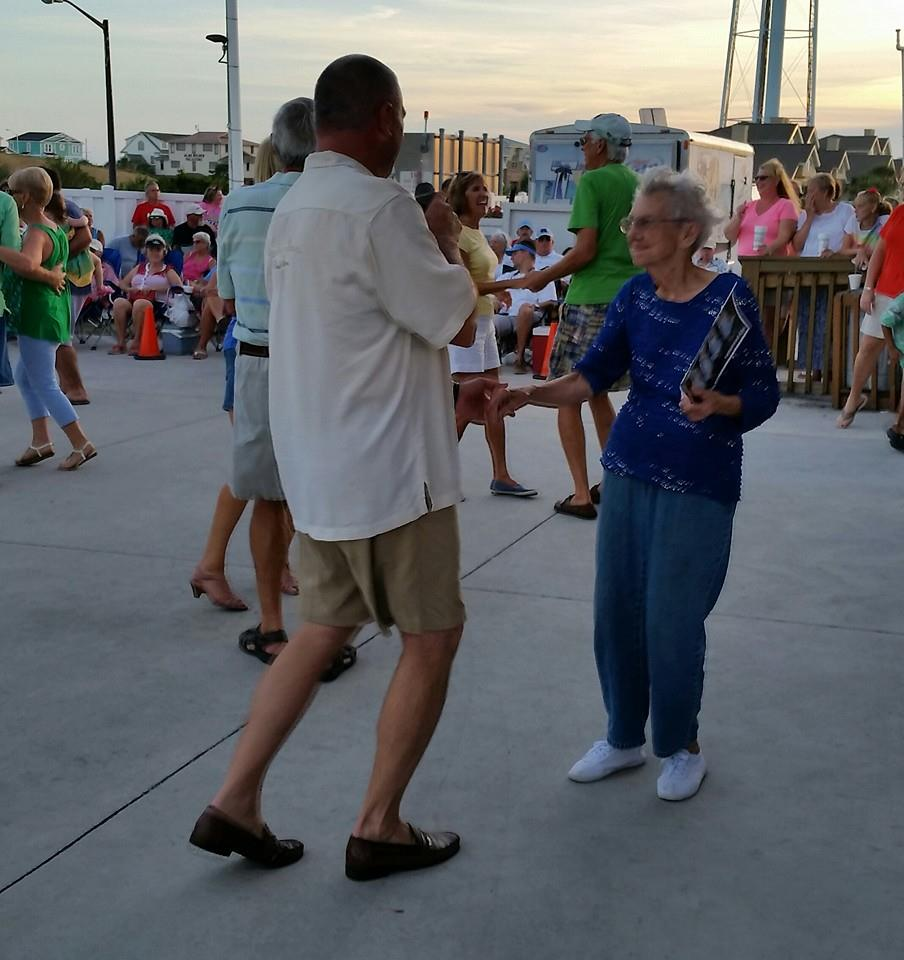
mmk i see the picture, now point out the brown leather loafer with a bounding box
[345,823,460,881]
[189,805,304,868]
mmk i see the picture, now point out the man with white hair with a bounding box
[488,231,515,279]
[172,205,216,254]
[526,113,640,520]
[211,98,328,669]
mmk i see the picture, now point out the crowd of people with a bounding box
[0,50,901,888]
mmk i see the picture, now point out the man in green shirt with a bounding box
[0,189,21,387]
[527,114,640,518]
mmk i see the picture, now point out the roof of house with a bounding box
[798,125,817,144]
[754,143,819,178]
[744,123,802,144]
[846,153,895,177]
[131,131,185,143]
[817,150,850,177]
[819,135,880,154]
[13,131,80,143]
[877,137,892,155]
[172,132,259,148]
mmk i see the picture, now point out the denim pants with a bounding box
[796,287,828,371]
[0,316,12,387]
[594,473,736,758]
[15,335,78,427]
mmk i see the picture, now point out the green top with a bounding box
[880,292,904,367]
[565,163,641,306]
[17,223,71,343]
[0,191,21,317]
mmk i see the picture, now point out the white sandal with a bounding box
[15,443,55,467]
[58,443,98,472]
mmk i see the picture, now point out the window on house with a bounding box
[203,143,213,153]
[42,143,54,155]
[171,161,179,169]
[178,143,185,152]
[138,140,145,151]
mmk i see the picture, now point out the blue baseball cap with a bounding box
[505,241,536,256]
[516,220,532,230]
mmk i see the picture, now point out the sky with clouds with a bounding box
[2,0,902,163]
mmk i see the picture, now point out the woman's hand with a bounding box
[489,385,534,420]
[860,289,875,314]
[680,388,741,421]
[50,264,66,294]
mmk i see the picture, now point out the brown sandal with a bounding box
[554,494,597,520]
[15,443,55,467]
[58,443,97,472]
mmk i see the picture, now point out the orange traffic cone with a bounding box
[534,320,557,379]
[133,301,165,360]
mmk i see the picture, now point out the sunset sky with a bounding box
[3,0,902,162]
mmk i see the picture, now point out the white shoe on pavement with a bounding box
[656,750,707,801]
[567,740,646,783]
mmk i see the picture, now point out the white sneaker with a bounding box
[567,740,646,783]
[656,750,707,801]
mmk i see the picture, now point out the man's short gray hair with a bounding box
[587,131,628,164]
[637,167,721,252]
[489,231,508,245]
[271,97,315,171]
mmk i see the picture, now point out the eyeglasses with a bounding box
[754,175,772,182]
[619,216,689,234]
[578,135,595,147]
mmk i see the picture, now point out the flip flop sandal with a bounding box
[836,395,867,429]
[238,625,288,665]
[192,350,208,360]
[16,443,55,467]
[887,427,904,452]
[58,443,97,472]
[321,644,357,683]
[590,483,601,505]
[554,494,597,520]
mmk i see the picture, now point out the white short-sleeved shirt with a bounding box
[796,203,854,257]
[535,250,563,271]
[266,151,476,542]
[504,271,558,314]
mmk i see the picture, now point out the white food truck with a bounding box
[481,119,754,250]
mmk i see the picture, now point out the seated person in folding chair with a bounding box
[75,240,119,346]
[192,263,226,360]
[493,239,557,373]
[109,234,181,355]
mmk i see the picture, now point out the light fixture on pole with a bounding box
[40,0,117,188]
[206,0,243,190]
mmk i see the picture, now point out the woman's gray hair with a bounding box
[637,167,721,252]
[271,97,315,171]
[489,231,508,245]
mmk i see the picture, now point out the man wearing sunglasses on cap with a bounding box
[525,114,641,519]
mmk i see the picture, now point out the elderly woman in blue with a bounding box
[493,168,779,801]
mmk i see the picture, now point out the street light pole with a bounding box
[40,0,117,188]
[225,0,243,189]
[897,29,904,166]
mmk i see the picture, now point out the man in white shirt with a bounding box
[191,55,478,883]
[494,239,557,373]
[534,226,563,270]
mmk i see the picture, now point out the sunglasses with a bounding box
[754,175,772,182]
[619,216,689,234]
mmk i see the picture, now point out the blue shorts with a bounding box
[222,347,236,412]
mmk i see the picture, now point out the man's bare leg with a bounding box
[212,623,355,830]
[250,498,291,654]
[352,626,462,843]
[557,403,592,505]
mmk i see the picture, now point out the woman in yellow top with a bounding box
[447,173,537,497]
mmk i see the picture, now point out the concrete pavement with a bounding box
[1,344,902,959]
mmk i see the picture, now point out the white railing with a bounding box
[63,185,207,243]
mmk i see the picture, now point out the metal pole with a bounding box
[897,29,904,162]
[720,0,740,126]
[481,132,488,175]
[102,20,117,187]
[806,0,819,126]
[457,130,464,173]
[225,0,243,188]
[763,0,787,122]
[498,135,505,198]
[438,127,445,188]
[752,0,772,123]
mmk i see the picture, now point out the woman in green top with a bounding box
[0,168,96,470]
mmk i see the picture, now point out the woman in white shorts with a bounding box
[446,173,537,497]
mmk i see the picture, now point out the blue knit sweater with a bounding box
[575,272,780,503]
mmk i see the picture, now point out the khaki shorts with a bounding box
[297,506,465,635]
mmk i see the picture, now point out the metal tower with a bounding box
[720,0,818,126]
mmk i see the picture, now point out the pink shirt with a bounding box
[737,197,798,255]
[182,252,214,283]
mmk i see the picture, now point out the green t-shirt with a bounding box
[0,191,22,317]
[565,163,641,306]
[880,293,904,366]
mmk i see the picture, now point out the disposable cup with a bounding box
[753,225,767,252]
[848,274,862,291]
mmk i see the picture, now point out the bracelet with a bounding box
[864,286,874,291]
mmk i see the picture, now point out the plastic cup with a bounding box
[753,225,767,252]
[816,234,829,256]
[848,274,862,291]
